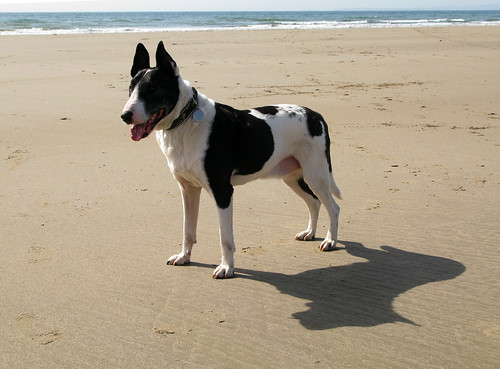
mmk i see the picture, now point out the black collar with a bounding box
[166,87,199,131]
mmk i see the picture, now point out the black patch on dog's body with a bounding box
[298,177,318,199]
[204,103,275,209]
[303,107,332,173]
[304,107,324,137]
[322,120,332,172]
[254,106,279,116]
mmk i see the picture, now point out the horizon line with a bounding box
[1,8,500,12]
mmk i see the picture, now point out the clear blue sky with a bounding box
[0,0,499,12]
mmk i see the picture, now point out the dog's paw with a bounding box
[318,238,337,251]
[167,253,191,266]
[212,264,234,279]
[295,230,315,241]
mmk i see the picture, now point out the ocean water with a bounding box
[1,10,500,36]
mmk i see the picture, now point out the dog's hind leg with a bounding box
[317,195,340,251]
[298,157,340,251]
[282,173,321,241]
[167,179,201,266]
[305,174,340,251]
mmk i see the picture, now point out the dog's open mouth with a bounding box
[130,109,166,141]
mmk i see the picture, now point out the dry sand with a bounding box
[1,27,499,368]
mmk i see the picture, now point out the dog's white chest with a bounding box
[156,128,209,188]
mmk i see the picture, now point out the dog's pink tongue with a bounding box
[131,124,145,141]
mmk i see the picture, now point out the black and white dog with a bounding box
[121,42,341,278]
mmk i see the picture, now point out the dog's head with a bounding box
[121,41,180,141]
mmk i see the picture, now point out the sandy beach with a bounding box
[1,26,499,368]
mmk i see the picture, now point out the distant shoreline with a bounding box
[1,10,500,36]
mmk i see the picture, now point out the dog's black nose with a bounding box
[121,111,133,124]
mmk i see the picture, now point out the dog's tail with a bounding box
[331,176,342,200]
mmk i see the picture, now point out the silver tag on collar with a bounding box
[193,109,204,122]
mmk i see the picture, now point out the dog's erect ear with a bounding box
[156,41,179,77]
[131,43,150,77]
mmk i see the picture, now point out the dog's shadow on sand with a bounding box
[195,241,465,330]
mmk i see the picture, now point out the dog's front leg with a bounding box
[167,179,201,266]
[213,199,235,279]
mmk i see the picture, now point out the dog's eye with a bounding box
[140,83,158,96]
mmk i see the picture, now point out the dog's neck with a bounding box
[167,87,198,131]
[158,77,197,131]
